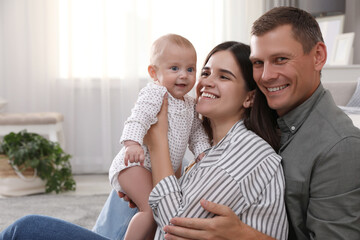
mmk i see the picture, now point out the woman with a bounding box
[0,42,288,240]
[145,41,287,239]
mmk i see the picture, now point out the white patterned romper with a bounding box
[109,82,211,192]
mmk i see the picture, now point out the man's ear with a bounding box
[148,65,157,81]
[243,90,256,108]
[314,42,327,71]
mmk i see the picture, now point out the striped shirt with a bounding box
[149,120,288,239]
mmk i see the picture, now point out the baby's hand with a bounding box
[195,152,206,163]
[123,141,145,166]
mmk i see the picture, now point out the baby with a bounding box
[109,34,210,240]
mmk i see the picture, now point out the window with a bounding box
[59,0,224,79]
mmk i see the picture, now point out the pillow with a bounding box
[339,106,360,129]
[346,78,360,107]
[348,114,360,129]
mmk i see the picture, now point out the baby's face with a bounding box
[153,45,196,100]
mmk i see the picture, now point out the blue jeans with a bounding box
[0,191,137,240]
[92,157,189,239]
[92,189,138,240]
[0,215,109,240]
[1,158,189,240]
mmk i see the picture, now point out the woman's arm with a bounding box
[187,106,211,158]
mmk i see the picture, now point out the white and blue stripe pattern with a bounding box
[347,78,360,107]
[149,120,288,239]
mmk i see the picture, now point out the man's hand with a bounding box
[123,141,145,166]
[163,199,243,240]
[163,199,274,240]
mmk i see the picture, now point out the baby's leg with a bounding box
[118,166,156,240]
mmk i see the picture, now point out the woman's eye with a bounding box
[200,72,209,77]
[187,67,194,73]
[220,75,230,80]
[171,66,179,71]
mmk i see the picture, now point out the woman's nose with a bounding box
[201,76,215,87]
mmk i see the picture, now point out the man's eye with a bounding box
[187,67,194,73]
[252,60,263,66]
[276,57,287,63]
[171,66,179,71]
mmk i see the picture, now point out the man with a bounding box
[94,7,360,240]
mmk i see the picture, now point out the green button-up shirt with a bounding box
[278,83,360,240]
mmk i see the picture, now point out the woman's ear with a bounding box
[243,90,255,108]
[148,65,157,81]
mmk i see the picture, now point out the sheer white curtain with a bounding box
[0,0,263,173]
[264,0,297,11]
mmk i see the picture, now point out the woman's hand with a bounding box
[163,200,274,240]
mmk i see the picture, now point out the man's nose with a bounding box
[262,63,278,81]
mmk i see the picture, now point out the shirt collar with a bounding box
[277,83,325,146]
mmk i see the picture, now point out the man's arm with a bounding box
[306,137,360,239]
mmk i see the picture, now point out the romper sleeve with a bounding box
[120,83,166,145]
[188,104,211,158]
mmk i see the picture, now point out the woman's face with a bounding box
[196,50,251,123]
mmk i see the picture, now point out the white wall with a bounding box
[344,0,360,64]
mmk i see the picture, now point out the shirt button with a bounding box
[290,126,296,131]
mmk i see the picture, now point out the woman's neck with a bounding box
[211,118,240,145]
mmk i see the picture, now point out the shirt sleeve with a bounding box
[188,107,211,158]
[240,158,288,240]
[306,136,360,239]
[120,84,165,145]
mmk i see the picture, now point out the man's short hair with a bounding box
[251,6,324,54]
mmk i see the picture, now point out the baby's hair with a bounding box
[150,34,196,66]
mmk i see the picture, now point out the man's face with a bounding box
[250,24,321,116]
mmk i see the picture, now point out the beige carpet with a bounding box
[0,193,109,231]
[0,175,112,231]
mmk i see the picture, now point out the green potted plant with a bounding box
[0,130,76,193]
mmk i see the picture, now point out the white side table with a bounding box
[0,112,66,149]
[0,99,7,112]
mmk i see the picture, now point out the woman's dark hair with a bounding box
[201,41,280,151]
